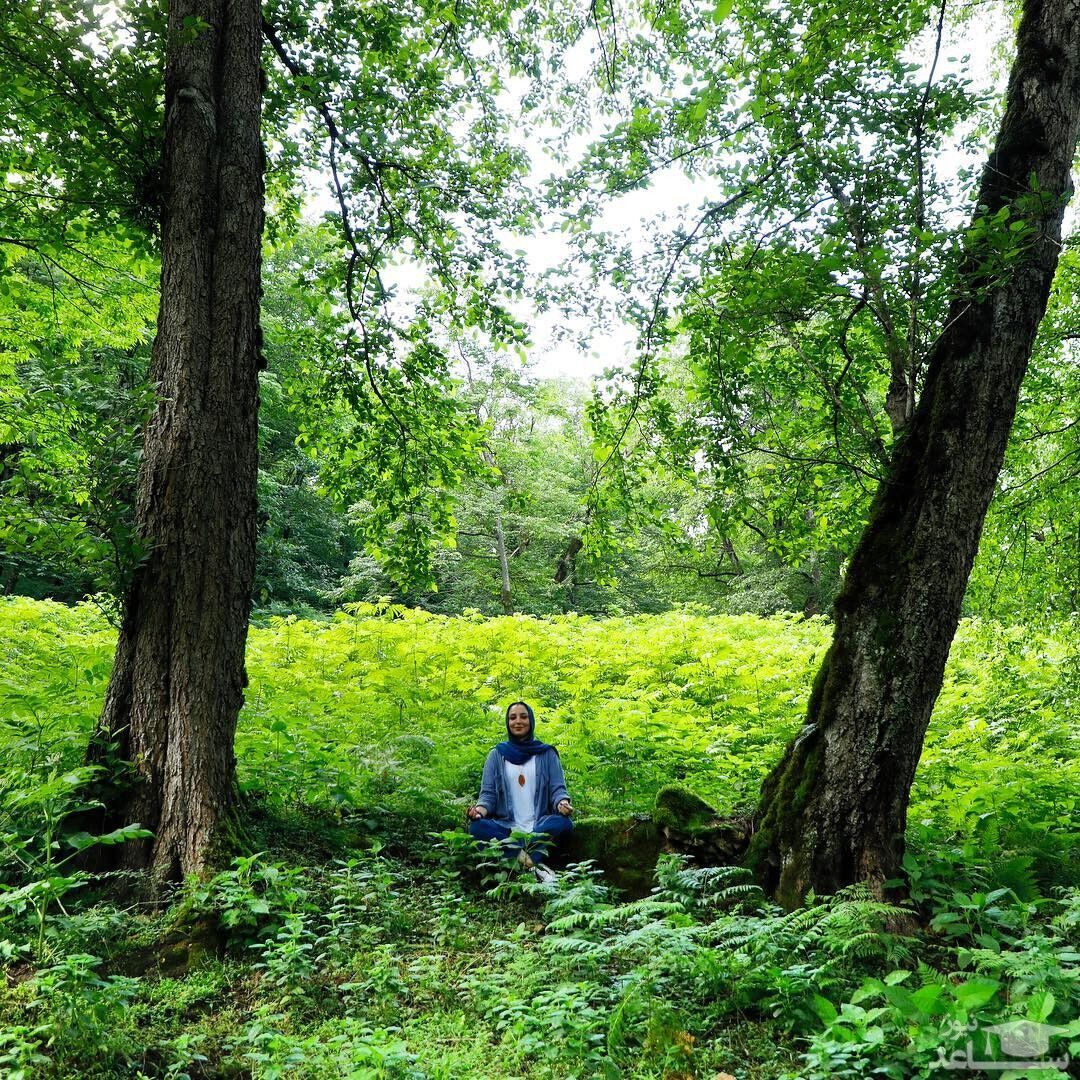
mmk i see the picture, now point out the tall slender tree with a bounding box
[92,0,265,882]
[747,0,1080,905]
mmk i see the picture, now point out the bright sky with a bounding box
[519,175,713,379]
[305,6,1010,384]
[518,7,1010,380]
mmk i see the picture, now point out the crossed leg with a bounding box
[467,814,573,864]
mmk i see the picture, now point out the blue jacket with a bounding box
[477,748,570,827]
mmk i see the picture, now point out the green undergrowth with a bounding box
[2,597,1080,1077]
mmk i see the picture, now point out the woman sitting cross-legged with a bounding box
[466,701,573,884]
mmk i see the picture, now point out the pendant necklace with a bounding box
[517,773,526,787]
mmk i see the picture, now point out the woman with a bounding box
[466,701,573,883]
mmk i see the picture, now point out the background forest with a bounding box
[3,0,1080,1075]
[8,219,1080,625]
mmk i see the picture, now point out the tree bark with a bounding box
[493,499,513,614]
[721,535,741,574]
[480,449,514,613]
[91,0,264,885]
[554,533,584,611]
[748,0,1080,907]
[554,535,583,585]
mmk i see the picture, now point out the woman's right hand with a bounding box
[467,805,487,820]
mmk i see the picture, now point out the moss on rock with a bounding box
[558,787,750,896]
[561,815,662,896]
[652,785,751,867]
[652,784,720,834]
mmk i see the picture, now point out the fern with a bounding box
[987,855,1042,903]
[653,855,766,916]
[547,898,688,935]
[542,935,610,958]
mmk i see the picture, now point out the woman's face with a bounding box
[507,704,531,738]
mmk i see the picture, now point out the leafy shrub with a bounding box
[32,952,138,1070]
[185,853,311,948]
[3,599,1080,1078]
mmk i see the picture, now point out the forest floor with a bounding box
[2,598,1080,1078]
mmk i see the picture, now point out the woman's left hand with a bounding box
[557,799,573,816]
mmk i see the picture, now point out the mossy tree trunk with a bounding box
[748,0,1080,907]
[91,0,264,885]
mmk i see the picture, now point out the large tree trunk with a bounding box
[748,0,1080,907]
[91,0,264,885]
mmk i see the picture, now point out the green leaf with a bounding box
[910,984,947,1016]
[1026,989,1055,1023]
[95,824,154,845]
[811,994,838,1025]
[952,978,1001,1012]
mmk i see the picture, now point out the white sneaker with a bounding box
[533,863,558,885]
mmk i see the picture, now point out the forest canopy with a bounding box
[2,0,1078,623]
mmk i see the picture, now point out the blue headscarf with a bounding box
[496,701,555,765]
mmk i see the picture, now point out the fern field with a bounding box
[2,597,1080,1077]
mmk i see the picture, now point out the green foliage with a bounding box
[0,1,163,263]
[5,597,1079,863]
[32,952,139,1069]
[0,762,150,953]
[255,0,584,590]
[799,962,1080,1080]
[0,343,155,603]
[1,1,1078,1077]
[557,0,989,601]
[0,0,584,601]
[968,246,1080,622]
[233,604,835,822]
[186,854,310,947]
[3,599,1080,1076]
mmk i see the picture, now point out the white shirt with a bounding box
[504,755,536,833]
